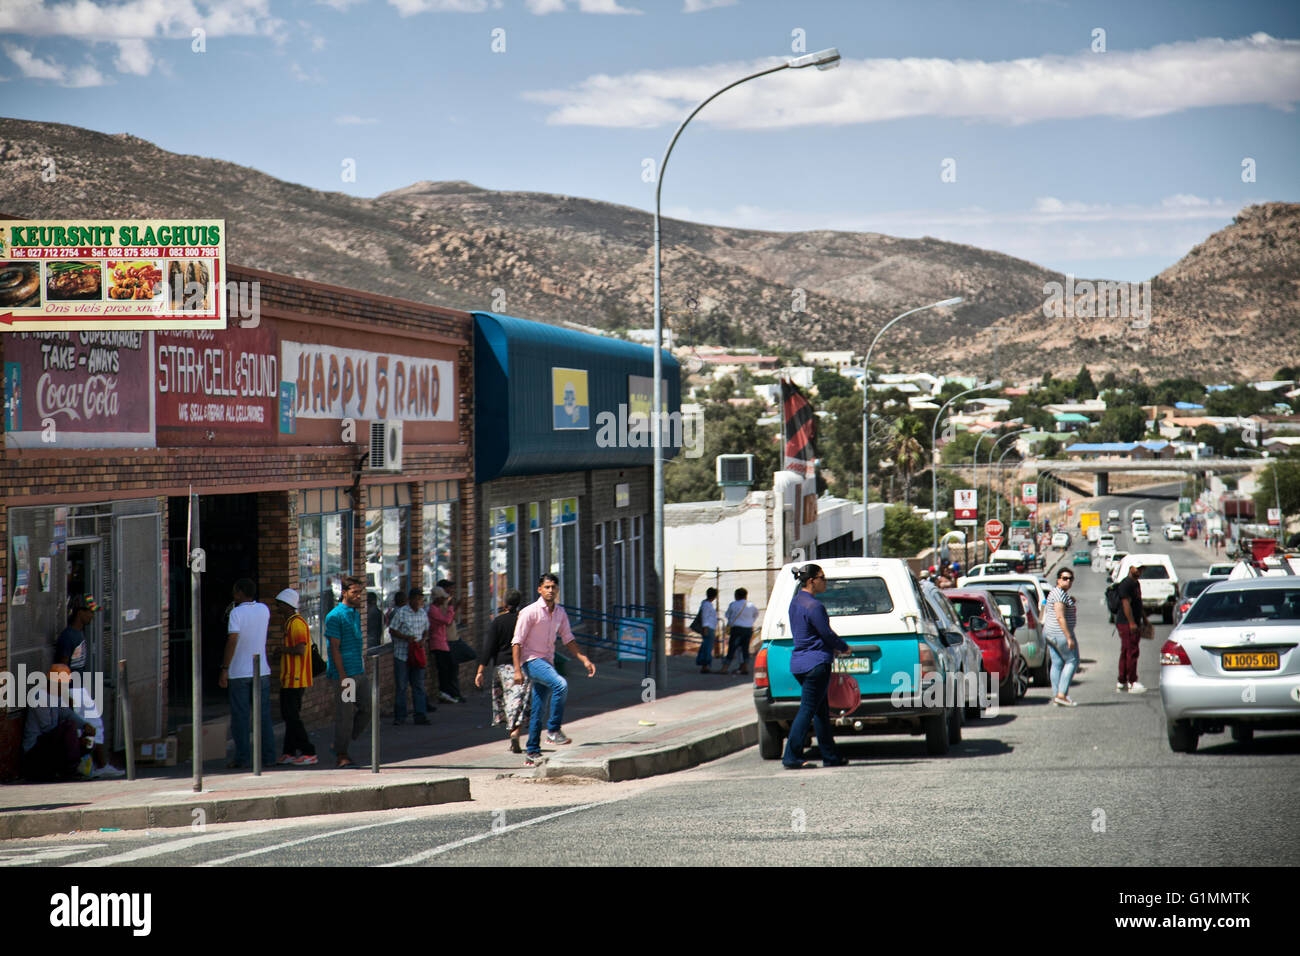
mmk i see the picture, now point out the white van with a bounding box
[1112,553,1180,623]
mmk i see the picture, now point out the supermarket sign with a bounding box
[0,219,226,331]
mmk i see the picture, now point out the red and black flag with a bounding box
[781,379,816,478]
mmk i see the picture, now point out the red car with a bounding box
[943,589,1028,706]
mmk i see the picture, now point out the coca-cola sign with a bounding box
[4,331,154,448]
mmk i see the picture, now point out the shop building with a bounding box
[472,312,680,655]
[1,265,474,776]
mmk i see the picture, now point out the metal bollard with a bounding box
[252,653,262,776]
[118,659,135,781]
[371,651,380,774]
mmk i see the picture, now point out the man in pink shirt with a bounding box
[512,573,596,766]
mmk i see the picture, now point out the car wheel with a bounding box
[1231,725,1254,747]
[1032,653,1050,687]
[998,669,1017,707]
[965,666,984,719]
[947,699,963,745]
[1014,655,1030,699]
[758,721,784,760]
[1168,720,1199,753]
[925,711,951,755]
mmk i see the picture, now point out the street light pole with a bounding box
[862,296,963,555]
[930,380,999,558]
[652,47,840,691]
[986,427,1031,524]
[996,442,1030,522]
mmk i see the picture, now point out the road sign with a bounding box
[985,518,1004,539]
[986,535,1003,552]
[954,488,978,525]
[1268,507,1282,526]
[1022,482,1037,503]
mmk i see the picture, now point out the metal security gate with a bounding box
[115,511,163,742]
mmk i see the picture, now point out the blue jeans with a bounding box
[782,662,840,766]
[229,676,276,766]
[393,658,427,721]
[522,658,567,756]
[1047,633,1079,697]
[695,627,715,667]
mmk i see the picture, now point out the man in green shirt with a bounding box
[326,575,369,767]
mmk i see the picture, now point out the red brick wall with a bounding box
[0,266,475,776]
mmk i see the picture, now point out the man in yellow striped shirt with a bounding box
[276,589,318,766]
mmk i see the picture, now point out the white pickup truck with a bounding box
[1113,553,1181,623]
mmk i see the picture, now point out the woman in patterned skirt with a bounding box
[474,589,531,752]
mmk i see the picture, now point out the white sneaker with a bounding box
[92,764,125,778]
[1116,682,1128,692]
[438,691,457,703]
[1127,681,1147,694]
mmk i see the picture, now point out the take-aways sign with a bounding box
[0,219,226,331]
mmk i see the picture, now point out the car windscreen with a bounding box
[820,577,894,616]
[1137,564,1170,580]
[1182,586,1300,624]
[949,597,998,627]
[1183,579,1215,599]
[985,590,1025,620]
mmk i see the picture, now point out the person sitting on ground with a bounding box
[22,666,98,781]
[56,664,124,778]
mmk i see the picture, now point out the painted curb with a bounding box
[540,719,758,782]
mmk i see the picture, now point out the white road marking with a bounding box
[199,816,418,866]
[0,844,107,866]
[383,800,614,866]
[73,819,311,867]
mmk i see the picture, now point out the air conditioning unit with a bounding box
[716,454,755,486]
[369,420,403,471]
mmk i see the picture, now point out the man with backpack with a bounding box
[1112,563,1148,694]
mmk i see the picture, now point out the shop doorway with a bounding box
[166,493,259,724]
[64,539,103,675]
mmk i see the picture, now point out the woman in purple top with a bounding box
[782,564,851,769]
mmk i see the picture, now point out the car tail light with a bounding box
[918,642,937,670]
[754,647,769,688]
[1160,640,1191,666]
[1177,601,1192,618]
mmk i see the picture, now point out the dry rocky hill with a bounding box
[1,117,1294,381]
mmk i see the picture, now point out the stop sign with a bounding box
[985,519,1004,539]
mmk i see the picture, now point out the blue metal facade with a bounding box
[474,312,681,481]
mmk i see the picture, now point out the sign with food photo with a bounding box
[0,218,226,331]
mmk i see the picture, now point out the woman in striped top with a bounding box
[1043,569,1079,706]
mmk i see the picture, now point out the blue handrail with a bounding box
[559,605,654,677]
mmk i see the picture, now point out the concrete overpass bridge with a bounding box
[1028,458,1258,496]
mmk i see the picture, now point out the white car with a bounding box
[1133,529,1152,545]
[1096,535,1116,561]
[1132,509,1145,522]
[1108,509,1120,520]
[1163,524,1184,541]
[1106,550,1130,578]
[1051,531,1070,550]
[1206,563,1235,577]
[1160,578,1300,752]
[1113,553,1181,623]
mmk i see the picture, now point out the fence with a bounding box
[560,605,654,678]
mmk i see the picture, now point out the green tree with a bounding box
[1205,384,1271,418]
[709,375,735,403]
[819,395,863,499]
[1073,365,1097,400]
[1151,377,1208,407]
[663,403,779,503]
[1252,461,1300,524]
[881,504,933,558]
[1090,405,1146,443]
[812,366,855,401]
[890,417,928,507]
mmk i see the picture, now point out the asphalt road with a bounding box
[7,482,1297,867]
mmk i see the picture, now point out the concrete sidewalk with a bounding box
[0,655,757,839]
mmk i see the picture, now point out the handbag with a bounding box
[310,641,328,678]
[688,611,704,635]
[1139,621,1155,641]
[450,638,476,665]
[409,637,428,668]
[828,672,861,716]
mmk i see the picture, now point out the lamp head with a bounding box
[789,47,841,70]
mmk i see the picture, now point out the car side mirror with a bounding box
[940,629,964,648]
[1012,614,1026,631]
[967,616,987,632]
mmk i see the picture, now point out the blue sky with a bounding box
[2,0,1298,281]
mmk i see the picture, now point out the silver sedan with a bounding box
[1159,578,1300,752]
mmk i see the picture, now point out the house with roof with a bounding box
[1053,412,1090,433]
[1065,440,1176,461]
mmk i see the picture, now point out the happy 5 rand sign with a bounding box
[0,219,226,331]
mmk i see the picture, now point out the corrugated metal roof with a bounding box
[474,312,682,482]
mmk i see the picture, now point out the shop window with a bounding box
[550,498,579,608]
[529,501,544,587]
[611,519,625,613]
[489,506,518,617]
[631,514,644,607]
[421,498,458,596]
[593,522,606,634]
[297,490,352,649]
[365,506,410,605]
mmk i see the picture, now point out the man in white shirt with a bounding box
[219,577,276,769]
[695,587,719,674]
[719,587,759,675]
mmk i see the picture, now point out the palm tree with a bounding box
[891,417,927,509]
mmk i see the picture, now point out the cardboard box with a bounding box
[175,716,230,764]
[133,735,178,767]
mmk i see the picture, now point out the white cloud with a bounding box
[316,0,366,8]
[113,38,153,75]
[526,34,1300,128]
[683,0,736,10]
[525,0,567,11]
[525,0,640,11]
[4,42,63,80]
[387,0,497,14]
[4,41,107,86]
[336,114,379,124]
